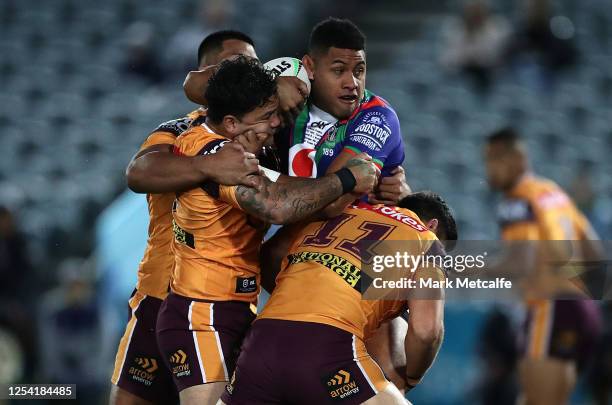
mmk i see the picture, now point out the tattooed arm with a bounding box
[234,157,377,224]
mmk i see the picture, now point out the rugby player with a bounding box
[262,17,414,393]
[110,30,300,405]
[219,192,457,404]
[484,128,603,405]
[155,56,378,405]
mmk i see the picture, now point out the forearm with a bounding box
[127,151,210,193]
[403,322,444,388]
[236,174,344,224]
[316,193,359,220]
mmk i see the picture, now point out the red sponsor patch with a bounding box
[352,202,428,232]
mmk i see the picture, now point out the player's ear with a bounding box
[302,54,315,81]
[426,218,439,233]
[222,115,240,135]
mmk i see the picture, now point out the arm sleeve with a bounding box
[343,106,404,173]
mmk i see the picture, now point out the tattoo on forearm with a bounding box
[236,175,342,223]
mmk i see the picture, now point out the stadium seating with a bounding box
[1,0,610,262]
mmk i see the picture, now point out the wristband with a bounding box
[335,167,357,194]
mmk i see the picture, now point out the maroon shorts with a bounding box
[111,290,178,404]
[221,319,389,405]
[156,293,256,393]
[521,298,602,368]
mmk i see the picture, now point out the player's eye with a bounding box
[354,68,365,77]
[332,68,343,75]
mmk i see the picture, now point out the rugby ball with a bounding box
[264,57,311,93]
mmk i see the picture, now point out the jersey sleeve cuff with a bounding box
[342,146,383,169]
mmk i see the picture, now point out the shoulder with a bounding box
[350,93,400,132]
[523,177,572,212]
[152,109,206,136]
[175,126,229,157]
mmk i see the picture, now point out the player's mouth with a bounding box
[338,95,359,104]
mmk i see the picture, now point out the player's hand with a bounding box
[183,65,217,105]
[234,130,270,155]
[277,76,309,127]
[201,142,260,187]
[368,166,411,205]
[344,153,378,195]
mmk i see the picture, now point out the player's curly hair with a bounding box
[205,56,277,124]
[398,191,458,248]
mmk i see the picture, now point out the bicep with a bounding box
[131,143,174,162]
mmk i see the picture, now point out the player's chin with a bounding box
[333,102,357,120]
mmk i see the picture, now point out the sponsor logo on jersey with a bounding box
[170,349,190,378]
[287,251,361,289]
[128,357,159,386]
[310,121,328,129]
[322,368,360,401]
[173,220,195,249]
[289,144,317,178]
[353,203,428,232]
[235,276,257,294]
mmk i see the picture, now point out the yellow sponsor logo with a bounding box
[170,350,190,377]
[327,370,351,386]
[288,252,361,288]
[135,357,158,373]
[129,357,158,385]
[324,369,360,400]
[170,349,187,364]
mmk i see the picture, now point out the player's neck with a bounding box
[310,102,338,122]
[504,172,532,195]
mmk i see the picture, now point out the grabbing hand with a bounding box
[204,142,260,187]
[277,76,309,127]
[344,153,379,195]
[368,166,411,205]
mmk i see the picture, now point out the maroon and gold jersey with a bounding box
[259,202,442,340]
[497,175,595,299]
[135,109,206,300]
[498,175,591,241]
[170,124,266,303]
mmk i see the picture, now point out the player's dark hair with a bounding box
[205,56,277,124]
[197,30,254,66]
[486,127,522,148]
[398,191,458,245]
[308,17,366,56]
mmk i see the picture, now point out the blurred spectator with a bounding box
[121,21,165,85]
[506,0,578,90]
[164,0,235,80]
[38,258,112,403]
[440,0,510,93]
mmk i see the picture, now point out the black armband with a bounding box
[335,167,357,194]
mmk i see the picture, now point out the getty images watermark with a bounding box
[359,240,612,301]
[370,249,512,290]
